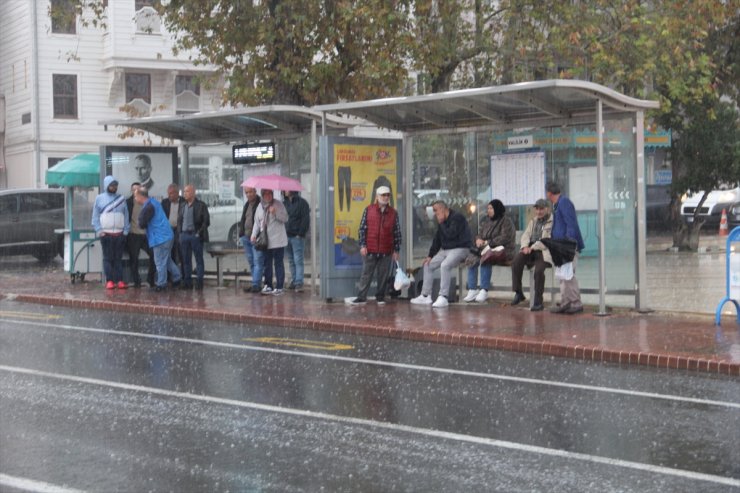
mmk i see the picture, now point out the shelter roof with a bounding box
[100,105,354,144]
[315,80,659,134]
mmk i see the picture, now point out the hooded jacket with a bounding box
[477,199,516,261]
[92,176,130,236]
[252,198,288,249]
[283,193,310,237]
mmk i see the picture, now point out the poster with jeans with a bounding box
[333,143,398,269]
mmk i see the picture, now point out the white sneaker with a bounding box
[432,296,449,308]
[463,289,479,303]
[410,294,432,305]
[261,286,273,295]
[475,289,489,303]
[271,288,283,295]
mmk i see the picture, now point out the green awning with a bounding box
[45,153,99,188]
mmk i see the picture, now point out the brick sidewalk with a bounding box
[1,269,738,376]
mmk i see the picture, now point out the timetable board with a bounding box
[490,151,546,205]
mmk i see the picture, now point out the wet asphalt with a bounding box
[0,300,738,492]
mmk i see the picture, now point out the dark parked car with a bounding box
[646,184,672,232]
[0,188,65,261]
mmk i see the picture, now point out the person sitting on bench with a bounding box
[463,199,516,303]
[410,200,472,308]
[511,199,553,312]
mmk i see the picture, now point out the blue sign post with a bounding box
[715,226,740,325]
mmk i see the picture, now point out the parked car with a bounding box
[198,192,244,246]
[681,187,740,227]
[646,184,672,231]
[0,188,65,262]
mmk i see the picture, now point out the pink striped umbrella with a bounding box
[241,174,303,191]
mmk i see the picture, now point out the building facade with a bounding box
[0,0,221,189]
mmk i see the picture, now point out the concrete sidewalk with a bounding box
[0,266,737,377]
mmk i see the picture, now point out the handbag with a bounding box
[393,261,411,291]
[254,228,268,251]
[253,214,269,251]
[480,245,506,266]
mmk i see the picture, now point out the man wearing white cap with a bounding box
[346,185,401,305]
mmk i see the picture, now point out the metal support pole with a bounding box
[635,111,650,312]
[596,100,608,316]
[310,120,318,295]
[403,135,414,268]
[180,144,190,186]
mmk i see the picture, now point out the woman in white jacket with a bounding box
[250,189,289,295]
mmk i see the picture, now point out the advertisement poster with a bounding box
[333,143,398,269]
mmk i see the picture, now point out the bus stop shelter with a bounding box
[315,80,659,311]
[103,80,659,311]
[102,105,356,292]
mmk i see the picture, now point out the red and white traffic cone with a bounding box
[719,208,729,236]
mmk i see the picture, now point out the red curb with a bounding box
[5,293,739,377]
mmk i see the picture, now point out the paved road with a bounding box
[0,301,738,492]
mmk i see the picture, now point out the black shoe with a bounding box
[550,303,571,314]
[195,281,203,290]
[511,291,526,306]
[287,282,296,290]
[564,304,584,315]
[345,297,367,305]
[530,303,544,312]
[133,282,142,289]
[150,286,165,292]
[171,281,181,289]
[248,285,261,293]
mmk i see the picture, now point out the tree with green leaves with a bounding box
[157,0,416,106]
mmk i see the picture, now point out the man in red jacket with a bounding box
[346,185,401,305]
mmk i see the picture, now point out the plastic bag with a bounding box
[555,261,574,281]
[394,261,411,291]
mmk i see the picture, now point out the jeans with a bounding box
[101,234,126,283]
[467,263,492,290]
[253,247,285,290]
[241,236,256,276]
[286,236,305,286]
[337,166,351,211]
[153,238,182,288]
[180,232,204,286]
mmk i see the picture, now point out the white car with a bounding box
[681,187,740,226]
[199,193,244,246]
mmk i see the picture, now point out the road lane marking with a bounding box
[243,337,353,350]
[1,318,739,410]
[0,473,85,493]
[1,364,738,488]
[0,310,61,321]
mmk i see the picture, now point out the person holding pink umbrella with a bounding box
[250,189,289,295]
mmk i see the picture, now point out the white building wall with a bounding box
[0,0,222,189]
[0,1,34,160]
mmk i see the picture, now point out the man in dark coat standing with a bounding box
[239,186,261,293]
[283,190,310,291]
[161,183,186,272]
[177,184,210,290]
